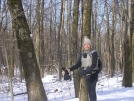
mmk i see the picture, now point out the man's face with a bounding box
[84,44,91,51]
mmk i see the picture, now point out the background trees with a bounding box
[0,0,133,100]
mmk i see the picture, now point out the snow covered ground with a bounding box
[0,73,134,101]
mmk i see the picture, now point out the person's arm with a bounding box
[86,52,98,74]
[69,55,82,71]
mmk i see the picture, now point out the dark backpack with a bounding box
[90,50,102,74]
[97,56,102,73]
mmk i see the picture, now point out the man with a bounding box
[67,36,98,101]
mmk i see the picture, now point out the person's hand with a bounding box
[79,67,87,76]
[65,68,70,74]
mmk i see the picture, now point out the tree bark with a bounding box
[83,0,92,38]
[122,0,132,87]
[72,0,80,98]
[58,0,64,81]
[131,0,134,83]
[35,0,42,77]
[132,35,134,83]
[110,0,116,77]
[80,0,92,101]
[40,0,45,77]
[105,1,111,77]
[7,0,47,100]
[67,0,72,69]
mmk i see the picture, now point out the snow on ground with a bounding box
[0,74,134,101]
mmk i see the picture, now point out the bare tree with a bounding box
[40,0,45,77]
[122,0,133,87]
[131,0,134,83]
[105,0,111,77]
[7,0,47,100]
[67,0,72,68]
[71,0,80,98]
[58,0,64,81]
[110,0,116,77]
[35,0,42,77]
[79,0,93,101]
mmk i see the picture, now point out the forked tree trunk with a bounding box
[7,0,47,101]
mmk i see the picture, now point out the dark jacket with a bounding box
[70,50,98,75]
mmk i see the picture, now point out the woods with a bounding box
[0,0,134,101]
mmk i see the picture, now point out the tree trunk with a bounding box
[105,1,111,77]
[97,27,101,55]
[83,0,92,38]
[92,0,98,50]
[10,30,15,101]
[7,0,47,101]
[131,0,134,83]
[122,0,132,87]
[58,0,64,81]
[49,0,53,75]
[11,31,15,77]
[110,0,116,77]
[67,0,72,69]
[132,35,134,83]
[80,0,92,101]
[72,0,80,98]
[120,0,126,73]
[35,0,42,78]
[4,29,14,101]
[40,0,45,77]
